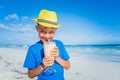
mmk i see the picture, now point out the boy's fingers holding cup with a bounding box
[50,47,59,55]
[43,56,54,66]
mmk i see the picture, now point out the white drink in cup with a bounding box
[44,41,56,56]
[43,41,56,76]
[44,41,56,66]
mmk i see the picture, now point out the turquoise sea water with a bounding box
[1,44,120,63]
[65,45,120,63]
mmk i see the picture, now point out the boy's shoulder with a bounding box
[53,40,65,46]
[29,41,42,49]
[53,40,63,44]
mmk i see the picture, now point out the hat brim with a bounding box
[34,19,60,28]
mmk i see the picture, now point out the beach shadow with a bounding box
[0,56,3,61]
[11,68,27,75]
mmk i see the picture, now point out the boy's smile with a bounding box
[36,24,57,43]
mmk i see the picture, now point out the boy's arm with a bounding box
[50,47,70,70]
[28,64,45,78]
[28,56,54,78]
[55,57,70,70]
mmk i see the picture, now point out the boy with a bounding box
[23,9,70,80]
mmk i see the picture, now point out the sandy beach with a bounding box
[0,47,120,80]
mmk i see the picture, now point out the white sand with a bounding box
[65,54,120,80]
[0,47,120,80]
[0,47,35,80]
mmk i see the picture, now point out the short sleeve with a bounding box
[56,40,70,60]
[23,47,36,69]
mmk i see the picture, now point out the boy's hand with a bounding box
[42,56,54,68]
[50,47,59,59]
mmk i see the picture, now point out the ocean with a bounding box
[0,44,120,63]
[65,45,120,63]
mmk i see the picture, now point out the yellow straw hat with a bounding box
[34,9,60,28]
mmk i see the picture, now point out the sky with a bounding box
[0,0,120,46]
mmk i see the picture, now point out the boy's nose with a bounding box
[45,34,50,38]
[45,34,51,41]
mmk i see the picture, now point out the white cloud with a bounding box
[5,14,19,20]
[4,16,9,20]
[21,16,28,21]
[0,23,36,33]
[18,24,35,33]
[4,14,31,22]
[0,23,38,45]
[0,24,14,31]
[9,23,35,33]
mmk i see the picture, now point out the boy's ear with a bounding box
[35,26,39,32]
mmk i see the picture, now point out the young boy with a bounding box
[23,9,70,80]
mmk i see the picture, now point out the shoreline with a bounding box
[0,47,120,80]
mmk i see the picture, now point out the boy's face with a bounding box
[36,24,57,43]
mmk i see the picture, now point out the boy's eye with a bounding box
[49,31,55,34]
[39,30,55,34]
[39,30,46,33]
